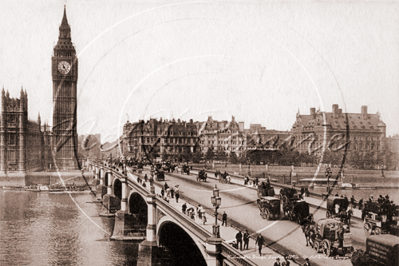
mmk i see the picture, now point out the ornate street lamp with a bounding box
[211,184,222,238]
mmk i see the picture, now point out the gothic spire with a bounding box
[61,5,68,26]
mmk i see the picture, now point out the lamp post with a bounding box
[211,184,222,238]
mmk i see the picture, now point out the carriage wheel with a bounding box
[326,211,331,218]
[265,209,270,220]
[374,227,381,235]
[314,241,320,253]
[364,223,372,236]
[322,240,331,257]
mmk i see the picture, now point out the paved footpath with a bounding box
[189,169,363,220]
[131,170,301,266]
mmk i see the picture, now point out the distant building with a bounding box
[195,116,246,155]
[291,104,386,155]
[123,118,198,161]
[386,134,399,154]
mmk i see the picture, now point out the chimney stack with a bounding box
[361,106,368,118]
[332,104,339,119]
[310,108,316,118]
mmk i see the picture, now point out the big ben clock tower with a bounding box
[51,6,79,170]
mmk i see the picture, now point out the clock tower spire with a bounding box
[51,6,79,170]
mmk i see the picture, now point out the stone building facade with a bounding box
[123,118,198,160]
[0,89,51,173]
[291,104,386,156]
[195,116,246,155]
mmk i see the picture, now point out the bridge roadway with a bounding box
[129,170,300,266]
[146,168,361,266]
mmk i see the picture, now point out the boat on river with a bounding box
[2,186,25,191]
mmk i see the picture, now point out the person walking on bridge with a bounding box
[255,234,265,256]
[222,211,227,226]
[175,186,180,203]
[235,231,243,251]
[243,230,250,250]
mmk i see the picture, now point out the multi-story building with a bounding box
[123,118,198,160]
[0,89,50,173]
[245,125,291,150]
[291,104,386,156]
[195,116,246,155]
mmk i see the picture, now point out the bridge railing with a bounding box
[221,242,258,266]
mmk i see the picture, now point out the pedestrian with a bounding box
[182,203,187,214]
[161,189,164,197]
[350,195,356,208]
[243,230,250,250]
[170,187,174,198]
[222,211,227,226]
[305,188,310,197]
[244,176,248,185]
[198,205,203,219]
[149,176,154,187]
[202,213,207,225]
[301,186,305,198]
[358,198,363,210]
[235,231,243,251]
[369,195,373,202]
[303,258,310,266]
[347,207,353,226]
[255,234,265,256]
[255,177,259,188]
[274,257,281,266]
[175,187,180,203]
[282,255,290,266]
[164,182,169,191]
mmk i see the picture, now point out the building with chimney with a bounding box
[195,116,246,155]
[291,104,386,156]
[123,118,198,161]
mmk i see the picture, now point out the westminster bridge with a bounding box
[87,161,260,266]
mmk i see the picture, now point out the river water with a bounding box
[0,190,139,266]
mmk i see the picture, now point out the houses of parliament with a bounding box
[0,7,79,174]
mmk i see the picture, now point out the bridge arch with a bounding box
[112,177,122,201]
[157,216,207,266]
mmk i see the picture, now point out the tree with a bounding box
[205,145,215,161]
[215,148,227,162]
[192,150,203,163]
[182,149,192,162]
[228,151,239,164]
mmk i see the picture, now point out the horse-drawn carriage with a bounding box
[303,218,353,257]
[197,170,207,182]
[279,187,311,224]
[257,196,280,220]
[155,170,165,181]
[219,172,231,184]
[326,196,350,224]
[351,234,399,266]
[363,201,399,236]
[257,181,274,197]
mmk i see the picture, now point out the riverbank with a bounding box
[0,170,94,186]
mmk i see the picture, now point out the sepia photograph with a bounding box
[0,1,398,265]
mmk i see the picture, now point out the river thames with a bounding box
[0,190,139,266]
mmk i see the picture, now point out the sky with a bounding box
[0,0,398,144]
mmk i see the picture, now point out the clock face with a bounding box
[58,61,71,75]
